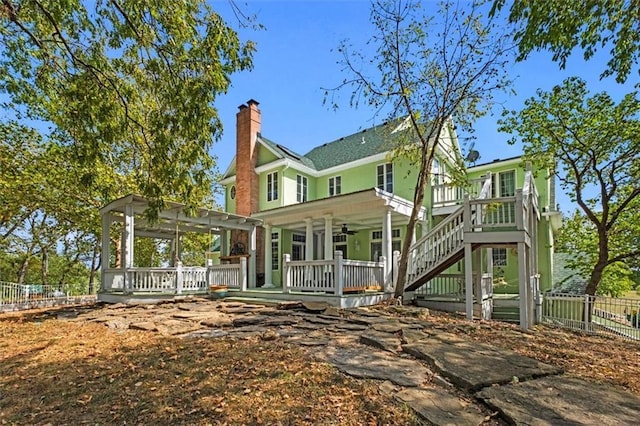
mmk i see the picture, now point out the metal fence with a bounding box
[0,281,97,313]
[542,293,640,341]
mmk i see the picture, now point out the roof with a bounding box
[259,136,317,169]
[550,252,588,294]
[303,121,402,170]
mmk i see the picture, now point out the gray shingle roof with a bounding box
[304,121,402,170]
[253,121,405,172]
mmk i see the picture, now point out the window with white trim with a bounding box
[296,175,308,202]
[329,176,342,196]
[377,163,393,193]
[492,248,507,266]
[370,228,401,261]
[492,170,516,198]
[292,234,306,261]
[271,232,279,270]
[267,171,278,202]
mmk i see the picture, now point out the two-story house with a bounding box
[220,100,560,327]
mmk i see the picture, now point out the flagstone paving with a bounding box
[57,298,640,425]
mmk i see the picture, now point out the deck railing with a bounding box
[432,176,487,207]
[283,251,385,295]
[413,273,464,297]
[102,261,245,294]
[542,293,640,341]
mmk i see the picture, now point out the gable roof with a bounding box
[304,121,400,170]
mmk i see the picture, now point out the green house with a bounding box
[220,100,561,327]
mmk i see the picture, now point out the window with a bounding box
[377,163,393,193]
[493,248,507,266]
[370,228,401,261]
[492,170,516,198]
[329,176,342,196]
[296,175,308,202]
[292,234,306,261]
[267,172,278,202]
[333,234,347,257]
[271,232,279,270]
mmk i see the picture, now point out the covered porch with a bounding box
[99,194,263,302]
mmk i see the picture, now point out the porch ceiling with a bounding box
[100,194,262,236]
[252,188,426,232]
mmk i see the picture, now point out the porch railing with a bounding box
[542,293,640,341]
[102,261,246,294]
[413,273,464,298]
[282,251,385,295]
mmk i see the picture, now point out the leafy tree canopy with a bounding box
[500,77,640,295]
[0,0,255,215]
[492,0,640,83]
[327,0,514,296]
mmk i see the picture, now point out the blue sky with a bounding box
[209,0,636,210]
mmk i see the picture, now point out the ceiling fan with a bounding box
[338,223,357,235]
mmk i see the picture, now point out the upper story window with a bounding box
[492,170,516,198]
[377,163,393,193]
[296,175,308,202]
[329,176,342,196]
[267,171,278,202]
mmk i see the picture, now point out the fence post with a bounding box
[239,257,248,292]
[282,254,291,294]
[176,261,183,294]
[334,251,344,296]
[584,294,590,330]
[463,194,471,232]
[392,250,400,293]
[515,190,524,230]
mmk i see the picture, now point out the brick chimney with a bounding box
[235,99,261,216]
[232,99,264,283]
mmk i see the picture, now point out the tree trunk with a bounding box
[16,256,30,284]
[394,152,432,297]
[41,248,49,286]
[584,226,609,296]
[112,237,121,268]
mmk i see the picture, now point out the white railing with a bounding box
[466,196,518,231]
[208,263,244,290]
[414,273,464,297]
[282,251,385,295]
[432,176,487,207]
[542,293,640,341]
[406,206,465,286]
[1,281,96,312]
[102,262,245,294]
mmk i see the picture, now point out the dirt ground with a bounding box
[0,304,638,425]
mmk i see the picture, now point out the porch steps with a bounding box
[491,306,520,323]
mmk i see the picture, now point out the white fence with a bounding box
[0,281,97,313]
[542,293,640,341]
[283,252,385,295]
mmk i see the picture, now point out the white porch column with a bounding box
[263,224,272,286]
[517,241,529,329]
[305,218,314,260]
[382,207,393,279]
[101,214,111,290]
[248,225,257,289]
[464,243,473,320]
[123,203,135,292]
[324,215,333,260]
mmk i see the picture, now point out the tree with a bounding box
[492,0,640,83]
[0,0,255,214]
[326,0,513,296]
[500,77,640,295]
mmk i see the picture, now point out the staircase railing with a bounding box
[405,173,492,289]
